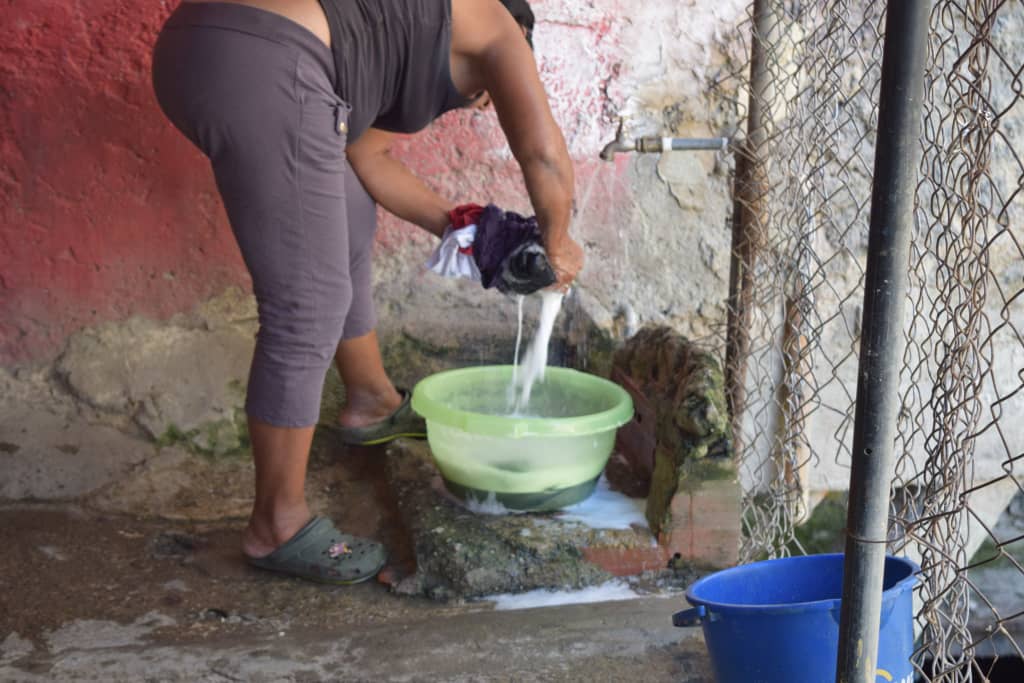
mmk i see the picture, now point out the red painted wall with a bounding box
[0,0,624,366]
[1,1,249,365]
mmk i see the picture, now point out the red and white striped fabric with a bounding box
[425,203,484,281]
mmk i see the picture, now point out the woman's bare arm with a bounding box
[451,0,583,288]
[346,128,452,238]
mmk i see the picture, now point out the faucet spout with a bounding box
[599,119,634,161]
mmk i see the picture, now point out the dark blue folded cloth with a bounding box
[472,204,557,295]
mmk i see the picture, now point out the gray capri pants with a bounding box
[152,3,378,427]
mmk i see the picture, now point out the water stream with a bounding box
[509,290,564,413]
[503,161,632,413]
[508,295,525,408]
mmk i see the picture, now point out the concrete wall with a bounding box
[0,0,745,366]
[4,1,1019,493]
[376,0,746,348]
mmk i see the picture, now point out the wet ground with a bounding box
[0,436,711,682]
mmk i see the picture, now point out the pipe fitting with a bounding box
[600,119,731,161]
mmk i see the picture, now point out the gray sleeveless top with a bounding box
[317,0,472,142]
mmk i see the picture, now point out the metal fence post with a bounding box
[725,0,773,455]
[835,2,930,682]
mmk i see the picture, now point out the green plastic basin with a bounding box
[411,365,634,511]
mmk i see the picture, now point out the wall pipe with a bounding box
[835,2,929,682]
[598,119,730,161]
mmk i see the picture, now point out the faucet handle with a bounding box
[599,117,634,161]
[614,117,626,143]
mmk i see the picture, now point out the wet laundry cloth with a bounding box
[425,203,557,295]
[449,203,485,230]
[425,203,483,281]
[474,204,557,294]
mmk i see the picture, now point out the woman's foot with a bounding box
[245,517,387,584]
[337,386,403,429]
[242,503,312,559]
[332,331,425,445]
[334,388,426,445]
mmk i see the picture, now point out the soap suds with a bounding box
[462,490,523,516]
[555,476,649,531]
[484,579,642,611]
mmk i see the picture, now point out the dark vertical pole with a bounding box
[836,2,929,683]
[726,0,772,454]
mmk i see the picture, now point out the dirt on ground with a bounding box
[0,434,711,682]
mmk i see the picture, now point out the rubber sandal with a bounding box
[334,389,427,446]
[245,517,386,585]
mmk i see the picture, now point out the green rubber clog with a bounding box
[245,517,386,585]
[334,390,427,446]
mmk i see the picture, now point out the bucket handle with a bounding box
[672,605,706,627]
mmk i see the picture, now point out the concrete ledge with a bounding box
[381,440,670,599]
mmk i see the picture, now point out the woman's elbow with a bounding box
[518,146,573,183]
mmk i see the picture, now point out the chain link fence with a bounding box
[716,1,1024,680]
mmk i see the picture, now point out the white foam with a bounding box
[555,476,649,531]
[462,490,523,516]
[485,579,642,611]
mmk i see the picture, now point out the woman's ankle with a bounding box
[338,386,402,428]
[242,503,312,558]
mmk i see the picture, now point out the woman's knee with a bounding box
[244,290,351,427]
[255,282,352,361]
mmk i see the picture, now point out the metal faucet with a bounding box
[600,119,731,161]
[599,120,636,161]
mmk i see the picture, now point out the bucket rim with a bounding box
[411,365,634,437]
[685,553,919,615]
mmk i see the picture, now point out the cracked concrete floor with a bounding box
[0,437,712,682]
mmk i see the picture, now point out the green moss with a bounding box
[151,376,252,458]
[572,324,619,378]
[647,446,735,533]
[156,423,191,449]
[647,448,677,532]
[196,412,249,456]
[790,491,848,555]
[968,535,1024,571]
[684,456,734,485]
[613,327,732,536]
[155,410,249,459]
[675,394,722,438]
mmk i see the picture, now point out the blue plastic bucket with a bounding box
[673,554,918,683]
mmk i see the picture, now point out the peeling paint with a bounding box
[3,0,747,366]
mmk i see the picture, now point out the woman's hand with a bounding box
[452,0,577,287]
[544,233,584,290]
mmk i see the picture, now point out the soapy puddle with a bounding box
[484,579,643,611]
[555,476,649,531]
[447,475,650,533]
[508,290,564,413]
